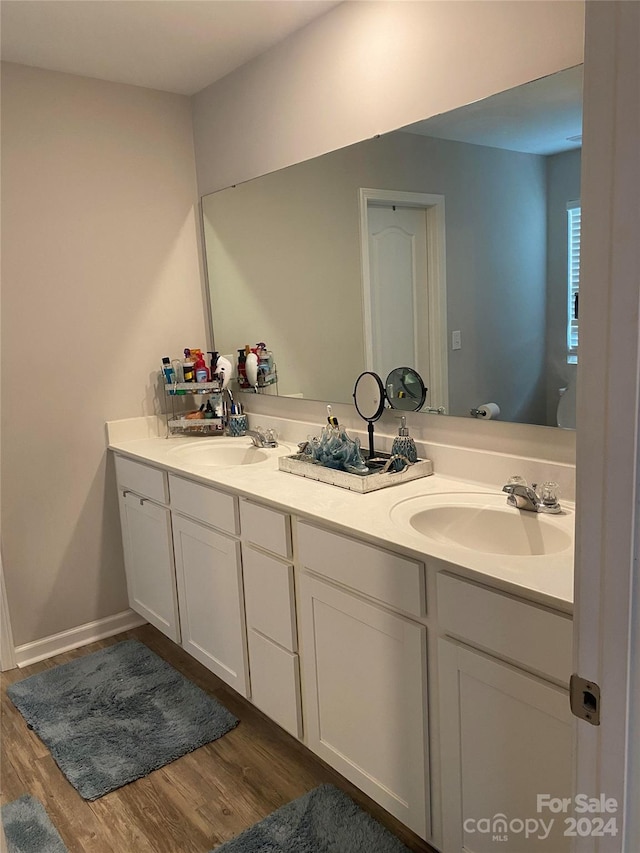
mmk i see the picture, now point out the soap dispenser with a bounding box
[391,416,418,471]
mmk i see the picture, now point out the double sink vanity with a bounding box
[108,424,575,853]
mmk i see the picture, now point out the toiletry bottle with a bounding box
[171,359,187,395]
[256,342,275,383]
[194,351,210,383]
[237,348,247,388]
[182,349,195,383]
[391,416,418,471]
[245,350,259,388]
[161,357,175,393]
[208,351,219,378]
[256,343,267,381]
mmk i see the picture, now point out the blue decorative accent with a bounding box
[228,414,248,436]
[2,796,68,853]
[391,417,418,471]
[212,784,411,852]
[7,640,238,800]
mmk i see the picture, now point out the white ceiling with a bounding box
[0,0,340,96]
[401,65,583,156]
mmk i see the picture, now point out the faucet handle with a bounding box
[539,481,560,506]
[506,475,528,488]
[535,481,562,513]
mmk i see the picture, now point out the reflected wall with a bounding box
[204,129,579,424]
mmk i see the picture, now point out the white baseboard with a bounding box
[14,609,147,668]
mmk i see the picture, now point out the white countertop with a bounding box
[108,433,574,614]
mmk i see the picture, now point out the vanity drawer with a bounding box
[169,474,238,535]
[247,629,302,739]
[437,573,572,684]
[297,522,424,617]
[240,500,291,558]
[243,546,296,652]
[115,455,168,504]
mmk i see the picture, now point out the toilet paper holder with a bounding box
[470,402,501,419]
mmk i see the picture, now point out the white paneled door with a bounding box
[172,514,249,697]
[439,639,573,853]
[360,188,448,412]
[368,203,429,382]
[117,490,180,643]
[299,573,429,839]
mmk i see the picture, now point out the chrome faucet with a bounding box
[246,427,278,448]
[502,478,562,514]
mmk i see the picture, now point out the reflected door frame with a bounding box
[359,188,448,413]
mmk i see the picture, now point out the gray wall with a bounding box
[193,1,584,195]
[1,63,206,647]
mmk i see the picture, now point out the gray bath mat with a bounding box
[7,639,238,800]
[212,784,411,852]
[1,795,68,853]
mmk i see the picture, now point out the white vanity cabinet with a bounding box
[437,573,574,853]
[170,475,250,697]
[297,521,430,840]
[239,500,301,738]
[114,456,180,643]
[111,444,577,853]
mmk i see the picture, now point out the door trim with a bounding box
[359,188,448,413]
[574,3,640,850]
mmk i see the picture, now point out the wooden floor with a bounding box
[1,624,436,852]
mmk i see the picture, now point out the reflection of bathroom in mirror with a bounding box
[202,65,582,428]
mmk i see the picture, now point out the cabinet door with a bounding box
[172,514,249,697]
[117,490,180,642]
[438,639,573,853]
[247,628,302,738]
[243,546,297,651]
[299,573,429,839]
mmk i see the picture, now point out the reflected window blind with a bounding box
[567,202,581,363]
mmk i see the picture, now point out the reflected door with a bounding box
[367,204,430,390]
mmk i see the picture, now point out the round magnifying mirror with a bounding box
[353,372,385,461]
[385,367,427,412]
[353,371,385,422]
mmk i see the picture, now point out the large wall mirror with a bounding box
[202,65,582,428]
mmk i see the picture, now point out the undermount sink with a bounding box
[390,492,573,557]
[168,438,281,468]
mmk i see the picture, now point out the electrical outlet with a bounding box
[452,330,462,351]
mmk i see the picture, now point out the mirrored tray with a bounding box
[278,454,433,493]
